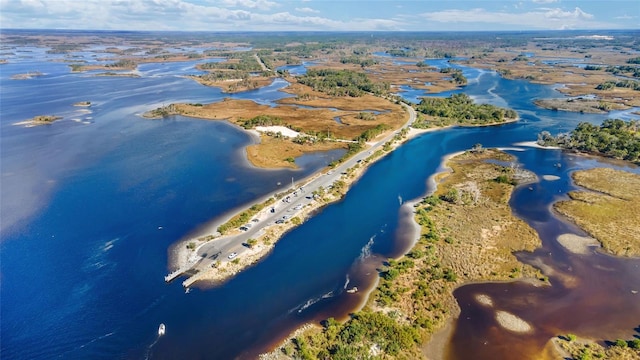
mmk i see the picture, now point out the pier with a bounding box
[164,266,191,282]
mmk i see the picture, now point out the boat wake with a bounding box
[357,236,375,262]
[292,290,335,314]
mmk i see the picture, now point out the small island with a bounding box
[10,71,43,80]
[14,115,62,127]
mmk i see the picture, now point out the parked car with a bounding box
[228,252,238,260]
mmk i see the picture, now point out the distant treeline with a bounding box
[297,69,389,97]
[538,119,640,163]
[412,93,517,127]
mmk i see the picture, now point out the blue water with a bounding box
[2,45,639,359]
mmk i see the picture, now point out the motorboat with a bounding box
[158,323,166,336]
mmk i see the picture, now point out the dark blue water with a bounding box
[2,47,639,360]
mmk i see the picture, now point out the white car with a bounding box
[228,252,238,260]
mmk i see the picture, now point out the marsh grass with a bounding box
[554,168,640,257]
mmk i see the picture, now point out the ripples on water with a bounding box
[1,43,640,360]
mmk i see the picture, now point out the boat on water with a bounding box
[158,323,166,336]
[346,287,358,294]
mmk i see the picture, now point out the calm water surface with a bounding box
[1,48,639,359]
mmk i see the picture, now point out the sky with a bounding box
[0,0,638,32]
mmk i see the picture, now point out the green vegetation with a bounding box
[217,198,275,234]
[412,93,517,128]
[386,48,417,57]
[440,67,467,85]
[144,104,178,118]
[626,56,640,64]
[239,114,283,129]
[355,124,389,142]
[606,65,640,78]
[537,119,640,163]
[340,55,378,67]
[556,334,640,360]
[596,79,640,91]
[297,69,389,97]
[200,52,262,72]
[106,59,137,68]
[245,238,257,248]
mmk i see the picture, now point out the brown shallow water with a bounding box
[447,206,640,359]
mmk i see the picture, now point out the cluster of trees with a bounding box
[285,312,422,359]
[217,199,275,234]
[297,69,389,97]
[200,53,262,72]
[339,56,377,67]
[386,48,417,57]
[440,67,467,85]
[197,70,248,81]
[537,119,640,163]
[605,65,640,78]
[238,114,283,129]
[354,124,389,142]
[627,57,640,64]
[106,59,137,68]
[413,93,517,127]
[596,79,640,91]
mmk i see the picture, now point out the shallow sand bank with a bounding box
[556,233,601,255]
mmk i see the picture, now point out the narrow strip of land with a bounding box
[170,103,417,287]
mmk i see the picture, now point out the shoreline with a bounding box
[169,118,443,286]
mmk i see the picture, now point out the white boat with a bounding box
[158,323,166,336]
[346,287,358,294]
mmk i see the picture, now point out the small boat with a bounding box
[346,287,358,294]
[158,323,166,336]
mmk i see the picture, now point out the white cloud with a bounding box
[544,7,593,20]
[419,6,613,30]
[219,0,279,10]
[295,7,319,13]
[532,0,558,3]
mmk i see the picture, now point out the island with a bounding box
[13,115,62,127]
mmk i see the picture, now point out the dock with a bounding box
[164,266,191,282]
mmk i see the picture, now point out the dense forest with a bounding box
[537,119,640,163]
[412,93,518,127]
[297,69,390,97]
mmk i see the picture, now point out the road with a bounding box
[181,102,417,279]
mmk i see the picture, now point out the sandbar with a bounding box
[556,233,600,255]
[495,310,533,333]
